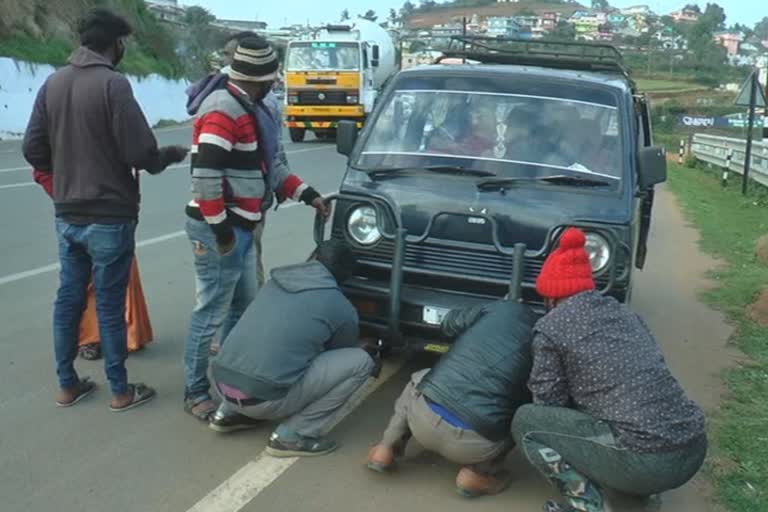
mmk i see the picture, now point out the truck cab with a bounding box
[317,39,667,354]
[284,22,397,142]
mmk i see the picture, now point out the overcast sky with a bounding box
[180,1,761,29]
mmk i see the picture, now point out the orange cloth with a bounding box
[78,258,153,352]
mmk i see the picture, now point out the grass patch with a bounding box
[0,35,182,78]
[667,163,768,511]
[636,78,701,93]
[0,36,73,66]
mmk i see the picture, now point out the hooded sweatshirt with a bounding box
[212,261,359,400]
[185,71,288,201]
[23,47,170,223]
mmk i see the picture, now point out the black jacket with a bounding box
[417,300,536,442]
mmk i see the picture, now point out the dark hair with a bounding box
[313,240,357,283]
[221,31,259,48]
[78,8,132,53]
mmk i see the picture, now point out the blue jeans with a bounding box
[54,219,136,395]
[185,219,257,404]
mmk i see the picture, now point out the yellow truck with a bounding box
[283,21,398,142]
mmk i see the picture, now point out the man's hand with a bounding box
[311,197,331,219]
[159,145,189,167]
[214,226,236,256]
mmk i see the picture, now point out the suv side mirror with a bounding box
[637,146,667,188]
[337,120,359,157]
[371,45,380,67]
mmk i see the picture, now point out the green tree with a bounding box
[400,1,416,19]
[699,3,726,32]
[179,5,219,79]
[683,3,701,13]
[361,9,378,22]
[389,8,398,24]
[754,16,768,39]
[340,8,350,22]
[591,0,610,10]
[183,5,215,26]
[686,7,727,73]
[547,20,576,41]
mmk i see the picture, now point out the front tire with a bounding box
[289,128,305,143]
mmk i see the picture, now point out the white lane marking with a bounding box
[0,146,333,186]
[0,192,333,287]
[185,359,405,512]
[0,182,35,190]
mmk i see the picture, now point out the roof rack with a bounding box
[438,36,635,88]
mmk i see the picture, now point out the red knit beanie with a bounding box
[536,228,596,300]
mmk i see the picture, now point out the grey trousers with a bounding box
[380,369,511,474]
[217,348,374,438]
[511,404,707,505]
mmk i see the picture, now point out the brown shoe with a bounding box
[456,467,512,498]
[366,445,395,473]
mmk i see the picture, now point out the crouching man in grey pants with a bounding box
[209,240,375,457]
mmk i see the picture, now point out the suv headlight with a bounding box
[347,95,359,104]
[348,206,381,245]
[584,232,611,273]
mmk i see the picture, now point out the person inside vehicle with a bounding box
[366,299,536,498]
[511,227,707,512]
[209,240,377,457]
[427,95,498,157]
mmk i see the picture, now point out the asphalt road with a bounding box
[0,127,732,512]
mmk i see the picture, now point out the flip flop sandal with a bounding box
[110,383,156,412]
[184,398,218,422]
[56,378,96,407]
[79,344,102,361]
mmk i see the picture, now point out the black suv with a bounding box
[316,39,667,353]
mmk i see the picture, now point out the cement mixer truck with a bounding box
[283,20,398,142]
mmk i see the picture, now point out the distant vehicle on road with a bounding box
[283,21,398,143]
[317,38,667,353]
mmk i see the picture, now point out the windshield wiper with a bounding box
[365,165,497,178]
[476,174,614,191]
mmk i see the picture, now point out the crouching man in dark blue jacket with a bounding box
[366,300,536,497]
[209,240,376,457]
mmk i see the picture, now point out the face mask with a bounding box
[114,38,127,66]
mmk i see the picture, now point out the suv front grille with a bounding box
[333,230,622,295]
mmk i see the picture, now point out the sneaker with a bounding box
[265,432,338,458]
[456,467,512,498]
[544,499,614,512]
[208,410,262,433]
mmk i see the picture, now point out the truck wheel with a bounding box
[289,128,305,143]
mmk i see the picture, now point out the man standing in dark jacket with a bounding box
[367,300,536,497]
[209,241,375,457]
[22,8,187,411]
[512,228,707,512]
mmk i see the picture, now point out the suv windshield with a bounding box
[356,89,623,180]
[286,42,360,71]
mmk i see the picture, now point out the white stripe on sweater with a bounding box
[234,141,258,152]
[199,133,233,151]
[292,183,309,202]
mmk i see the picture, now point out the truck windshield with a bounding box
[357,89,624,181]
[286,42,360,71]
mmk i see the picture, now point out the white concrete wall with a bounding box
[0,57,191,139]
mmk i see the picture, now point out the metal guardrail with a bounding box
[691,133,768,188]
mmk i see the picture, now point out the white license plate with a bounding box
[423,306,451,326]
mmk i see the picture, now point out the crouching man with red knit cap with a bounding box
[511,228,707,512]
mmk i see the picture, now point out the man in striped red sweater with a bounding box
[183,36,329,421]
